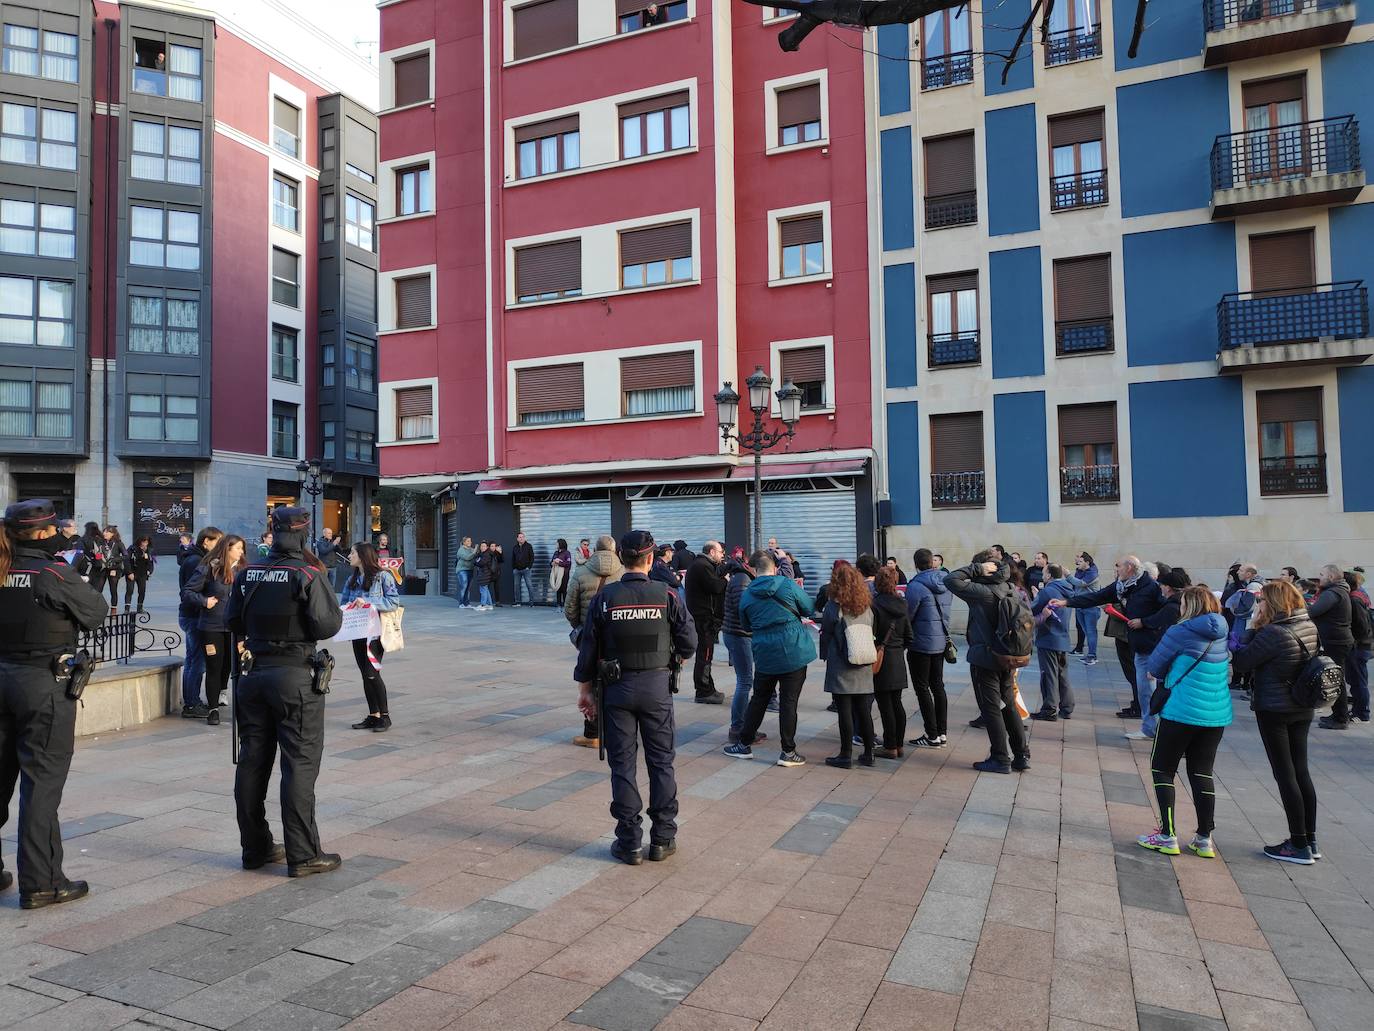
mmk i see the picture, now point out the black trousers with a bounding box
[741,666,807,753]
[104,572,120,607]
[0,660,76,893]
[833,693,875,758]
[1150,718,1224,838]
[203,630,233,708]
[1326,642,1353,722]
[603,673,677,850]
[692,619,718,697]
[1255,710,1316,848]
[906,651,948,738]
[1115,639,1139,707]
[351,638,389,714]
[234,664,325,865]
[970,665,1027,765]
[874,690,906,750]
[123,574,148,609]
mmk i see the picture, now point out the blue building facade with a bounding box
[871,2,1374,578]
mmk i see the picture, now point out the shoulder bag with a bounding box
[1280,625,1344,709]
[842,615,878,667]
[1149,650,1207,717]
[936,600,958,664]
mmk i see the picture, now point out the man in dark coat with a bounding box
[684,541,726,703]
[1310,564,1354,729]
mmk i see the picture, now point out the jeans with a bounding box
[970,664,1027,765]
[906,651,947,739]
[455,569,472,606]
[1255,710,1316,847]
[1348,647,1371,720]
[1075,608,1099,659]
[741,667,807,753]
[479,585,493,607]
[203,630,233,709]
[1134,652,1156,736]
[352,637,388,714]
[179,616,205,707]
[123,574,147,609]
[692,619,718,697]
[1037,648,1073,715]
[515,567,534,605]
[722,633,753,738]
[1150,718,1224,838]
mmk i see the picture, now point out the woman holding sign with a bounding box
[342,542,400,732]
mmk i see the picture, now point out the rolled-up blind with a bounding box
[273,98,298,134]
[777,83,821,127]
[616,0,647,12]
[1256,387,1321,424]
[1048,109,1104,148]
[1058,402,1116,446]
[513,0,579,60]
[514,114,578,143]
[1054,255,1112,321]
[779,214,823,247]
[396,386,432,419]
[515,239,581,297]
[517,363,584,414]
[931,413,984,473]
[1249,230,1314,294]
[346,117,377,174]
[924,132,975,197]
[272,247,297,282]
[395,275,431,329]
[621,351,693,392]
[620,222,691,265]
[928,271,978,295]
[619,90,690,120]
[781,345,826,384]
[1242,74,1305,109]
[393,52,429,107]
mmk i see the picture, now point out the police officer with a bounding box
[228,505,343,877]
[0,499,108,907]
[575,530,695,865]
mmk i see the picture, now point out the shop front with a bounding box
[12,471,75,520]
[514,489,613,604]
[133,472,195,555]
[626,484,725,551]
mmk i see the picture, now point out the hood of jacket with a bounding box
[725,559,754,581]
[586,550,621,577]
[1182,612,1228,640]
[913,568,947,595]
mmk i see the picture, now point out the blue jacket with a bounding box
[1031,577,1077,651]
[340,570,401,612]
[740,575,819,675]
[1147,613,1233,728]
[913,568,952,624]
[904,576,946,653]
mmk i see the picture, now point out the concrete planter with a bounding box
[76,658,183,737]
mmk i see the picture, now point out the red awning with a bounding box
[475,458,866,495]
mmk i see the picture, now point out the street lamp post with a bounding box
[714,366,803,554]
[295,458,332,551]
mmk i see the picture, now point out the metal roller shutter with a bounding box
[931,413,984,473]
[1054,255,1112,321]
[516,239,581,297]
[516,498,614,603]
[628,493,725,553]
[1058,402,1117,446]
[619,90,690,119]
[393,53,430,108]
[513,0,579,60]
[514,114,579,143]
[1048,109,1104,148]
[924,132,975,197]
[442,508,460,595]
[395,275,431,329]
[1256,387,1321,424]
[759,485,857,593]
[779,215,823,247]
[1249,230,1314,294]
[777,83,821,127]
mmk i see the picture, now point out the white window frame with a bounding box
[769,335,835,417]
[379,149,435,222]
[767,200,832,288]
[763,5,799,22]
[380,39,435,113]
[764,68,829,156]
[379,262,438,334]
[378,376,440,446]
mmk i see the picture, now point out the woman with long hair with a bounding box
[1231,580,1322,864]
[182,534,246,725]
[551,538,573,609]
[80,520,105,587]
[871,567,912,758]
[473,540,494,611]
[124,535,156,612]
[100,525,126,608]
[342,541,400,731]
[819,561,878,769]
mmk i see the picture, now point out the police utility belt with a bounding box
[240,643,335,694]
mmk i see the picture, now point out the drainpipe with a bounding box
[101,17,117,524]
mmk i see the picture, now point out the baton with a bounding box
[597,679,605,762]
[230,644,240,766]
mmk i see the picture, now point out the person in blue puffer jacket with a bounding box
[1137,587,1232,861]
[1030,565,1078,719]
[904,548,951,747]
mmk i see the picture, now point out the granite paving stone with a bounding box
[91,970,204,1010]
[161,951,348,1030]
[498,771,606,812]
[0,983,63,1025]
[153,919,328,983]
[35,924,227,993]
[222,1002,348,1031]
[772,801,862,855]
[283,943,450,1019]
[885,930,977,993]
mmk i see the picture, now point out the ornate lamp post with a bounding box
[295,458,332,550]
[715,366,803,553]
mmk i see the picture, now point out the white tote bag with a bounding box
[843,617,877,667]
[379,607,405,652]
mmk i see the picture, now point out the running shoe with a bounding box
[1263,840,1315,865]
[1188,835,1215,859]
[777,751,806,768]
[1138,830,1180,855]
[722,743,753,760]
[1308,838,1323,861]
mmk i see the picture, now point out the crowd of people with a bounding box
[46,518,156,612]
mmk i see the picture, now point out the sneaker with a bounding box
[352,715,379,730]
[1138,830,1180,856]
[206,708,220,726]
[723,743,753,760]
[777,751,806,768]
[1263,840,1315,865]
[182,704,210,719]
[936,735,948,746]
[908,735,939,748]
[373,715,392,732]
[1317,716,1348,730]
[824,755,853,770]
[766,698,781,713]
[969,716,986,730]
[1124,731,1154,741]
[694,691,725,705]
[1011,754,1031,772]
[1308,838,1323,860]
[1030,710,1058,722]
[1188,835,1216,859]
[1116,706,1141,719]
[852,734,864,746]
[1060,711,1073,720]
[973,758,1012,774]
[1083,657,1098,666]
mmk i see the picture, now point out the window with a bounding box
[620,92,689,159]
[0,376,29,435]
[1046,0,1101,65]
[130,206,199,270]
[345,410,375,462]
[394,274,432,329]
[321,125,335,172]
[617,0,688,34]
[272,248,299,307]
[271,325,299,382]
[0,376,63,436]
[2,24,78,82]
[1257,387,1325,495]
[620,222,692,288]
[1058,402,1118,502]
[397,164,432,215]
[132,39,201,102]
[321,334,335,388]
[1242,75,1307,185]
[779,345,827,410]
[516,363,584,425]
[346,163,374,184]
[1053,255,1112,355]
[921,7,972,89]
[927,272,979,366]
[1,102,75,170]
[777,83,821,147]
[321,193,335,242]
[393,51,430,107]
[131,120,201,185]
[129,291,199,355]
[127,375,198,442]
[396,386,434,439]
[273,98,300,158]
[1249,228,1314,295]
[272,175,299,231]
[516,116,580,179]
[621,351,694,416]
[0,198,75,259]
[35,379,70,437]
[0,275,72,347]
[345,338,375,391]
[924,132,976,228]
[345,194,374,250]
[512,0,579,61]
[765,5,798,18]
[322,420,336,461]
[271,401,299,459]
[515,239,581,302]
[778,214,823,280]
[1049,110,1106,210]
[930,412,985,507]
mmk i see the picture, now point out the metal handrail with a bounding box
[931,471,985,508]
[928,331,981,367]
[1204,0,1348,34]
[1209,115,1361,190]
[1055,317,1114,355]
[1044,24,1102,65]
[1050,169,1107,210]
[921,50,974,90]
[1060,464,1120,502]
[1217,280,1369,349]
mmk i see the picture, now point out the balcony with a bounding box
[1050,169,1107,211]
[1044,24,1102,66]
[1203,0,1356,66]
[931,471,985,509]
[925,190,977,229]
[1260,454,1327,496]
[921,51,974,90]
[1056,317,1114,356]
[1210,116,1364,217]
[1216,281,1374,373]
[1061,464,1120,504]
[928,331,980,368]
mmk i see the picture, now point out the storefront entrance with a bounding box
[133,473,194,555]
[12,472,75,521]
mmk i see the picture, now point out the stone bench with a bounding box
[76,657,182,737]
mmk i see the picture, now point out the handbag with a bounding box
[1280,626,1344,709]
[843,616,878,667]
[379,607,405,652]
[936,604,958,664]
[1149,651,1207,717]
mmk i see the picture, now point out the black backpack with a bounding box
[991,590,1034,670]
[1281,626,1344,709]
[1350,595,1373,645]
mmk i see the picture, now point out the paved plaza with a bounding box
[3,587,1374,1031]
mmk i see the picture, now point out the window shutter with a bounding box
[776,83,821,127]
[931,413,984,473]
[513,0,579,60]
[620,222,692,265]
[1053,255,1112,321]
[515,239,582,297]
[393,52,430,107]
[780,345,826,384]
[620,351,694,392]
[514,114,579,143]
[346,117,377,174]
[345,259,376,321]
[273,98,298,133]
[395,275,431,329]
[1249,230,1314,294]
[1058,402,1116,446]
[619,90,690,120]
[924,132,975,197]
[616,0,647,13]
[1242,74,1305,109]
[396,386,432,419]
[779,214,823,247]
[1257,387,1322,424]
[272,247,297,283]
[928,271,978,295]
[517,363,584,414]
[1048,109,1104,148]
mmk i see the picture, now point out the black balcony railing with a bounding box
[1056,317,1114,355]
[929,331,980,367]
[931,471,985,508]
[1260,454,1327,496]
[1204,0,1347,33]
[1061,464,1120,503]
[921,50,974,90]
[1217,281,1369,350]
[77,609,184,668]
[1210,116,1361,191]
[1044,24,1102,65]
[925,190,978,229]
[1050,169,1107,210]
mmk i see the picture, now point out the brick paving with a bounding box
[2,588,1373,1031]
